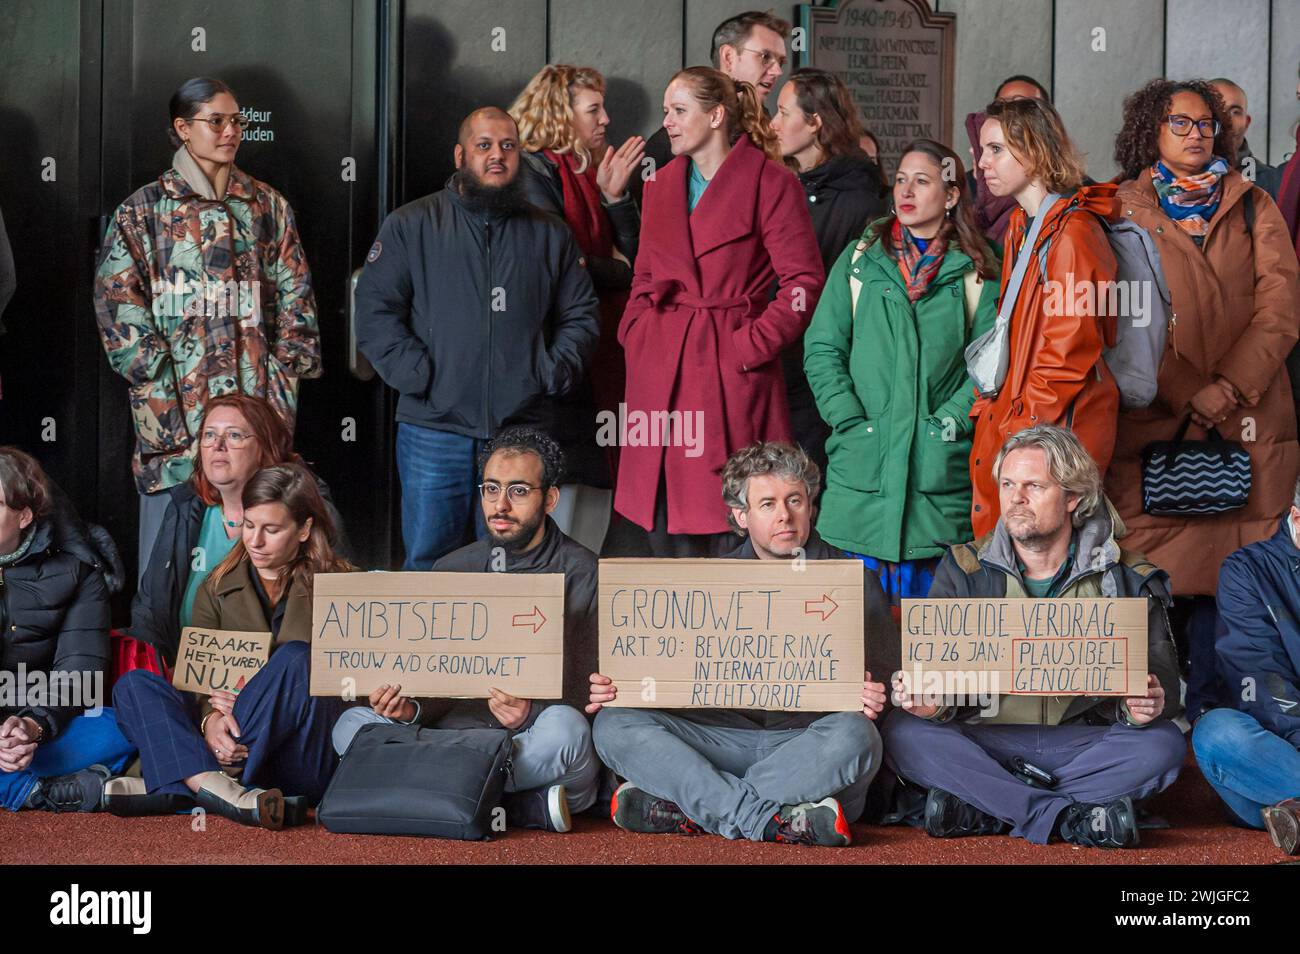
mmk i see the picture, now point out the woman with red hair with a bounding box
[127,394,340,666]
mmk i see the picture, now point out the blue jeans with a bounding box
[1192,707,1300,828]
[0,709,136,811]
[395,423,486,569]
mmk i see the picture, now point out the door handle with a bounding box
[348,267,376,381]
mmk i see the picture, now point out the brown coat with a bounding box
[969,184,1122,535]
[1105,172,1300,596]
[191,559,314,647]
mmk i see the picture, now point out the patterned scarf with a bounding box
[0,526,34,567]
[1151,157,1230,245]
[892,218,947,302]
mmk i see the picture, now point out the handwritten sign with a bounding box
[599,559,864,711]
[900,598,1148,696]
[172,628,272,694]
[308,572,564,698]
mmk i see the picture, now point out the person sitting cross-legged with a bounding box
[882,424,1185,849]
[590,441,891,847]
[330,427,600,833]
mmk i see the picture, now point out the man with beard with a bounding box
[882,425,1185,849]
[355,107,600,569]
[330,426,600,832]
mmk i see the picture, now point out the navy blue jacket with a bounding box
[1216,517,1300,746]
[353,178,600,438]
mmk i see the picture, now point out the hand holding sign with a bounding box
[370,684,416,722]
[488,688,531,729]
[890,671,940,718]
[587,672,617,714]
[1122,674,1164,725]
[861,671,888,721]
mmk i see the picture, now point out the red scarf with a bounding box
[542,149,613,257]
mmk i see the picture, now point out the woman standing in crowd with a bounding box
[609,67,824,557]
[128,394,340,669]
[0,448,135,814]
[109,464,354,829]
[94,76,321,577]
[968,96,1121,536]
[1107,79,1300,721]
[804,140,999,607]
[509,64,644,553]
[771,67,887,485]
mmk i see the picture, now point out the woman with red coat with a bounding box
[608,67,825,557]
[968,96,1121,536]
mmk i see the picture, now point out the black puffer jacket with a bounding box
[0,515,110,740]
[354,176,600,439]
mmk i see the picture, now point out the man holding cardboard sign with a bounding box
[590,442,890,847]
[885,425,1185,849]
[330,428,599,833]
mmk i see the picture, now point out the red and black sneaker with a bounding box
[610,782,703,835]
[765,797,852,847]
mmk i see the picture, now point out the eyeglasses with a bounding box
[187,113,250,133]
[478,481,542,502]
[200,428,252,448]
[1165,114,1220,139]
[740,47,787,71]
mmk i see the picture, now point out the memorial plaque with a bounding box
[801,0,956,174]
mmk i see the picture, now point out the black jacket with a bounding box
[629,127,675,209]
[517,150,641,285]
[799,153,888,272]
[128,478,346,666]
[782,154,888,480]
[354,178,601,438]
[0,516,110,740]
[411,517,598,734]
[669,529,895,731]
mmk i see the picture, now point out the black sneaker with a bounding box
[924,787,1007,838]
[30,764,110,813]
[504,784,571,833]
[1058,796,1140,849]
[765,797,852,847]
[610,782,702,835]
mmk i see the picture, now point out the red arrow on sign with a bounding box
[804,594,838,620]
[512,605,548,633]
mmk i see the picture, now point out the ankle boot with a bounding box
[103,776,197,817]
[193,771,284,830]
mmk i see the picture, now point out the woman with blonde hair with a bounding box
[508,65,645,552]
[109,463,356,829]
[607,67,824,557]
[967,96,1122,536]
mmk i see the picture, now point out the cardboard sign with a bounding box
[599,559,864,712]
[309,572,565,698]
[172,628,272,694]
[900,598,1148,697]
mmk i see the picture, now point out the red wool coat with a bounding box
[614,136,825,534]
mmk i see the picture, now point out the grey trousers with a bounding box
[332,704,600,813]
[137,490,172,585]
[881,709,1187,844]
[593,708,882,841]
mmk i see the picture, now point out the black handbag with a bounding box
[1140,415,1251,516]
[317,721,513,840]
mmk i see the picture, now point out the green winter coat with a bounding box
[804,227,999,562]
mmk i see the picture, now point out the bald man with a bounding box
[1210,78,1282,200]
[355,106,600,568]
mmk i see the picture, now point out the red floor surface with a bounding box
[1,749,1290,865]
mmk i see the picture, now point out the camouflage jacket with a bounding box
[94,165,321,494]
